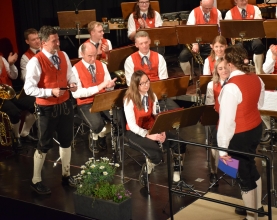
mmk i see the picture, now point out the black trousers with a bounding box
[236,39,265,55]
[126,130,186,164]
[1,96,35,124]
[36,99,74,153]
[229,123,262,191]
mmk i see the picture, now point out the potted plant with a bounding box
[73,157,132,220]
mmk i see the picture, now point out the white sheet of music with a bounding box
[259,91,277,111]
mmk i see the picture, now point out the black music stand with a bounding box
[149,106,206,218]
[90,88,127,162]
[176,25,219,76]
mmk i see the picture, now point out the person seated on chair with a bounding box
[127,0,163,41]
[72,42,117,152]
[224,0,265,75]
[24,25,78,195]
[205,57,230,186]
[78,21,112,62]
[260,44,277,144]
[19,28,42,143]
[0,52,37,149]
[124,31,178,111]
[217,45,265,218]
[179,0,222,77]
[124,70,192,188]
[203,35,227,75]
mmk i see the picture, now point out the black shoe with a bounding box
[235,206,264,217]
[172,181,194,190]
[209,173,219,187]
[20,134,38,142]
[62,176,77,187]
[13,138,22,149]
[139,163,148,187]
[30,181,51,195]
[260,132,271,144]
[97,136,107,150]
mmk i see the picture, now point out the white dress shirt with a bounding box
[205,79,224,105]
[124,50,168,86]
[78,39,112,58]
[217,70,265,156]
[24,49,76,98]
[224,5,262,20]
[0,57,18,80]
[263,48,276,74]
[20,47,37,82]
[71,59,112,99]
[127,11,163,37]
[186,6,222,25]
[124,93,158,137]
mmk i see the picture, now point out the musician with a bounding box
[72,42,117,152]
[24,26,78,195]
[124,70,190,187]
[205,57,230,186]
[217,45,265,219]
[78,21,112,61]
[259,45,277,144]
[127,0,163,41]
[203,35,227,75]
[124,31,178,111]
[224,0,265,75]
[179,0,222,77]
[19,28,41,143]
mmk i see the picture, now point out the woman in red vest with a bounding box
[205,57,230,187]
[124,70,190,188]
[217,45,265,219]
[203,35,227,75]
[127,1,162,41]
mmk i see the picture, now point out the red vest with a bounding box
[213,82,222,113]
[273,46,277,74]
[74,60,105,105]
[134,12,155,29]
[85,38,108,60]
[24,48,36,60]
[194,7,218,24]
[126,97,155,131]
[35,51,69,105]
[230,5,255,20]
[131,51,159,81]
[227,74,261,133]
[208,56,215,74]
[0,58,12,86]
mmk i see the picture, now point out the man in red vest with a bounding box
[78,21,112,62]
[72,42,117,152]
[24,26,78,195]
[19,28,41,143]
[224,0,265,74]
[179,0,222,78]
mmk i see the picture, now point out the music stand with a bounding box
[90,88,127,163]
[199,75,212,95]
[257,74,277,90]
[263,19,277,48]
[121,1,160,20]
[220,20,265,39]
[149,106,206,219]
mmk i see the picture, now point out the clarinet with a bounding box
[109,108,118,163]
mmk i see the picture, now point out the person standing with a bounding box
[24,26,78,194]
[217,45,265,219]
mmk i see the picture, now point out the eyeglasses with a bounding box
[138,1,150,5]
[139,80,150,86]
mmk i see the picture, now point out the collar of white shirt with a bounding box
[139,51,150,59]
[82,59,95,69]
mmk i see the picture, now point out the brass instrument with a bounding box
[113,70,126,85]
[185,44,204,65]
[0,84,16,100]
[0,111,13,146]
[193,80,204,106]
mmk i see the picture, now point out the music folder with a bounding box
[218,158,239,179]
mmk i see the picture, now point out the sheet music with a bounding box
[259,91,277,111]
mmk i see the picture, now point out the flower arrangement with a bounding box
[74,157,131,203]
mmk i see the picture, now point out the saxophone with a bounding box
[185,44,204,65]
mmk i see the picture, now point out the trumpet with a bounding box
[185,44,204,65]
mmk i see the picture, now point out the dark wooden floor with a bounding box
[0,62,276,219]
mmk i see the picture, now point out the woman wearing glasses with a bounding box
[127,0,163,41]
[124,70,190,188]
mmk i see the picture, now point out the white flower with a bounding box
[103,172,108,175]
[96,159,100,162]
[114,163,120,167]
[90,164,96,168]
[87,172,91,175]
[78,177,82,180]
[81,165,86,169]
[81,170,85,174]
[79,184,82,188]
[89,157,94,160]
[99,166,105,169]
